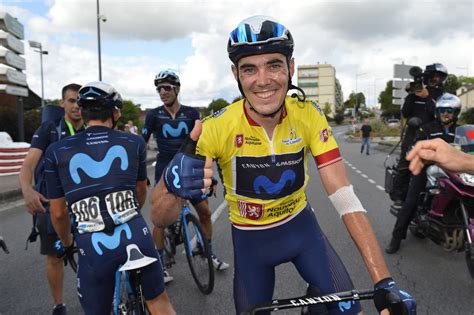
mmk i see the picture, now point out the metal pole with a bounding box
[40,46,45,107]
[97,0,102,81]
[16,97,24,142]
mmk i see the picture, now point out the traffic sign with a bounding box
[394,64,417,79]
[393,89,408,99]
[393,98,404,105]
[0,12,24,40]
[392,79,410,90]
[0,67,27,86]
[0,31,24,54]
[0,49,26,70]
[0,84,28,97]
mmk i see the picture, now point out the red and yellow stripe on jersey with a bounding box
[196,96,341,229]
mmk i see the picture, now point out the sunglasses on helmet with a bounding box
[438,107,455,114]
[229,20,289,46]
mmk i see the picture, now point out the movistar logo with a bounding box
[253,170,296,195]
[91,223,132,255]
[171,165,181,188]
[162,122,189,138]
[338,301,355,312]
[69,145,128,184]
[83,87,101,96]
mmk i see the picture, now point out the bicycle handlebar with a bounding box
[242,289,408,315]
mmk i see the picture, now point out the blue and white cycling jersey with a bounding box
[44,126,147,233]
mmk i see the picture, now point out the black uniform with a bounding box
[390,93,436,202]
[391,120,457,240]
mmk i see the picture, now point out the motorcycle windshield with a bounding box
[454,125,474,154]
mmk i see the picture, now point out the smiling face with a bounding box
[61,89,81,122]
[157,84,180,107]
[232,52,294,116]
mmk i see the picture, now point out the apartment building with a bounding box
[296,63,343,117]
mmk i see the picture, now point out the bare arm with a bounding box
[19,148,48,214]
[136,179,148,209]
[150,176,185,227]
[50,198,73,247]
[407,138,474,175]
[319,160,391,283]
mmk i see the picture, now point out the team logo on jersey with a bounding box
[238,200,264,220]
[320,129,329,143]
[69,145,128,184]
[282,127,302,145]
[338,301,355,312]
[91,223,132,255]
[244,136,262,145]
[254,170,296,195]
[213,108,227,118]
[235,149,305,200]
[162,122,189,138]
[235,134,244,148]
[311,101,323,116]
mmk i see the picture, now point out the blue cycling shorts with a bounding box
[155,159,206,205]
[232,204,362,315]
[75,216,164,315]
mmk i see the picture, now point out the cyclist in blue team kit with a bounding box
[151,16,416,315]
[44,82,175,315]
[142,70,229,283]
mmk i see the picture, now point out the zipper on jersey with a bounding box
[261,128,276,163]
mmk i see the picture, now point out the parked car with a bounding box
[386,118,401,128]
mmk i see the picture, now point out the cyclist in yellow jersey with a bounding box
[151,15,416,315]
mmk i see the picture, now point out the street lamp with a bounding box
[97,0,107,81]
[355,72,367,114]
[29,40,48,107]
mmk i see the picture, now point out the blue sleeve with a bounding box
[137,137,148,181]
[44,145,64,199]
[30,122,55,152]
[192,108,201,121]
[141,110,154,143]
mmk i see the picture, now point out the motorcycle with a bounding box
[408,125,474,278]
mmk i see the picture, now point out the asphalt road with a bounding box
[0,125,473,314]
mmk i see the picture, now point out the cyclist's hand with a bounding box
[208,176,218,197]
[164,120,212,200]
[374,277,416,315]
[23,187,48,214]
[54,237,75,266]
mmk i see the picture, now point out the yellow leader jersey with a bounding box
[196,96,341,230]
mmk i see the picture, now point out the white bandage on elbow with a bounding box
[328,185,367,218]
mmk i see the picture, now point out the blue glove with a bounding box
[164,136,206,200]
[374,277,416,315]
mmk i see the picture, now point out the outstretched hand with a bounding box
[163,120,213,199]
[406,138,462,175]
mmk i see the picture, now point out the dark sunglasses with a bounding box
[156,85,174,93]
[438,108,454,114]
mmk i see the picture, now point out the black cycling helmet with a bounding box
[435,92,461,125]
[227,15,294,65]
[154,70,180,87]
[77,81,123,110]
[424,63,448,88]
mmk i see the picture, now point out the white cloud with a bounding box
[3,0,473,109]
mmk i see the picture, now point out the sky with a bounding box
[1,0,473,109]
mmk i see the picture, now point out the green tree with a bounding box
[459,76,474,86]
[232,96,243,103]
[444,74,461,94]
[117,100,142,131]
[45,99,61,105]
[344,92,366,112]
[322,102,332,116]
[379,80,399,111]
[202,98,229,117]
[460,108,474,124]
